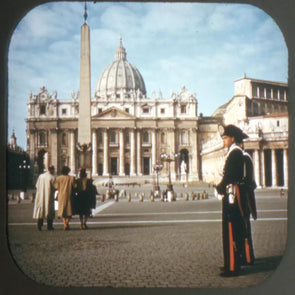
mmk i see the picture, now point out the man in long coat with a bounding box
[216,125,247,277]
[54,166,75,230]
[33,166,56,230]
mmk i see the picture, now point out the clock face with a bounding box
[218,125,224,136]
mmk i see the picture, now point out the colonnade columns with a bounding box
[130,129,136,176]
[253,150,260,187]
[69,129,76,175]
[103,129,109,176]
[92,129,98,176]
[271,149,277,187]
[283,149,288,187]
[260,149,265,187]
[49,128,58,171]
[119,129,125,176]
[137,130,142,175]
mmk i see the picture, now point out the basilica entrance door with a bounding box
[143,157,150,175]
[111,157,117,175]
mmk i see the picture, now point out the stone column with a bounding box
[119,129,125,176]
[271,149,277,187]
[137,130,142,175]
[103,129,109,176]
[283,149,288,187]
[50,128,58,171]
[130,128,136,176]
[151,129,156,172]
[169,128,176,181]
[260,149,265,187]
[92,129,98,176]
[70,129,76,175]
[253,150,260,187]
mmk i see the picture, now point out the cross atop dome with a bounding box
[115,38,127,61]
[83,1,88,23]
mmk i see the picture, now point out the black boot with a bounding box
[47,219,54,230]
[37,219,43,231]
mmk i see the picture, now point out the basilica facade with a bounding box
[25,13,288,188]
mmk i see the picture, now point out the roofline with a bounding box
[234,76,288,87]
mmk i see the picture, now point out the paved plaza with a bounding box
[4,185,289,292]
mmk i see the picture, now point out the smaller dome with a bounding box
[95,39,146,98]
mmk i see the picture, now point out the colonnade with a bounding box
[69,128,174,178]
[252,148,288,187]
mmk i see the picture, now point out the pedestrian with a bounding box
[54,166,75,230]
[236,132,257,266]
[73,168,96,229]
[33,165,56,231]
[216,124,247,277]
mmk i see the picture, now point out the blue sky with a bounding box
[8,1,288,148]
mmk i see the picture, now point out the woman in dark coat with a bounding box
[74,168,96,229]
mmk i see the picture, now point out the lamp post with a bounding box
[153,161,163,197]
[160,152,178,193]
[18,159,31,200]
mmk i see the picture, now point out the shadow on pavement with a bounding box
[241,255,282,276]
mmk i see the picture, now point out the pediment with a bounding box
[93,106,135,119]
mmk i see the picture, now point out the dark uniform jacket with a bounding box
[216,144,244,196]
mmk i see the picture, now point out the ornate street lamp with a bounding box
[153,161,163,197]
[18,159,31,199]
[160,152,178,193]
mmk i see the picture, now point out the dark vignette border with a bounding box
[0,1,294,295]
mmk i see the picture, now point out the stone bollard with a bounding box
[134,192,138,199]
[197,193,200,200]
[17,195,21,203]
[101,194,105,202]
[160,192,164,202]
[30,193,35,203]
[150,193,154,202]
[190,192,194,201]
[184,192,189,201]
[139,192,144,202]
[106,190,110,200]
[114,194,118,202]
[127,193,131,202]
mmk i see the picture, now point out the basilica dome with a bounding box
[95,39,146,98]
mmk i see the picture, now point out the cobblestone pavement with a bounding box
[6,187,288,290]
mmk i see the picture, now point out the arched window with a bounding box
[39,131,47,147]
[110,130,117,144]
[143,131,149,143]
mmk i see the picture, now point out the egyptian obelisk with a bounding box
[77,3,92,173]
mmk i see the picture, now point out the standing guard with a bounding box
[216,125,248,277]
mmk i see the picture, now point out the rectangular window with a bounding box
[273,89,278,100]
[260,87,265,98]
[143,107,149,114]
[252,86,258,97]
[160,108,165,114]
[98,108,102,113]
[40,105,46,115]
[62,108,67,115]
[181,105,186,114]
[266,88,272,99]
[125,108,129,113]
